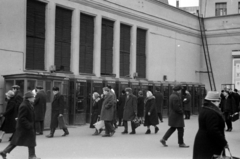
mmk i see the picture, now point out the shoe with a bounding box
[62,132,69,137]
[179,143,190,148]
[0,139,2,143]
[46,134,53,138]
[98,129,103,135]
[0,152,6,159]
[155,127,159,134]
[36,132,43,135]
[160,139,168,147]
[129,131,136,134]
[102,134,110,137]
[228,128,232,132]
[145,129,151,134]
[161,120,163,123]
[92,130,99,136]
[110,130,115,137]
[29,156,41,159]
[121,131,128,134]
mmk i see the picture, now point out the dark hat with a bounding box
[125,87,132,93]
[173,84,182,91]
[103,87,110,92]
[52,87,59,91]
[36,86,43,89]
[12,85,20,89]
[24,91,35,98]
[107,84,112,89]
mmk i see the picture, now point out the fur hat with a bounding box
[12,85,20,89]
[24,91,35,98]
[205,91,220,101]
[5,90,15,98]
[52,87,59,91]
[173,84,182,91]
[103,87,110,92]
[125,87,132,93]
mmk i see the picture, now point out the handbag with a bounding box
[132,116,141,128]
[94,120,105,131]
[212,147,240,159]
[230,112,239,122]
[58,116,67,129]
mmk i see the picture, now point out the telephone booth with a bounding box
[117,79,129,99]
[187,84,194,114]
[103,79,117,96]
[140,80,148,97]
[3,73,68,129]
[148,81,154,94]
[154,82,161,94]
[130,80,140,96]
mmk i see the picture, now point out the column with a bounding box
[93,15,102,77]
[113,20,120,78]
[130,25,137,78]
[71,9,80,75]
[45,2,56,71]
[146,29,150,79]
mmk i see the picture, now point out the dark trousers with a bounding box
[224,112,232,129]
[104,121,114,135]
[3,144,36,157]
[118,117,123,126]
[157,112,163,122]
[35,120,44,133]
[90,113,98,128]
[163,127,184,144]
[184,111,191,119]
[123,120,135,132]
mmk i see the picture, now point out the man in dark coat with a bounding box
[117,90,126,126]
[160,84,189,148]
[122,88,138,135]
[0,91,40,159]
[182,88,191,119]
[33,86,47,135]
[46,87,69,138]
[100,87,115,137]
[154,88,164,122]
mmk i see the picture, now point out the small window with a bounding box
[215,3,227,16]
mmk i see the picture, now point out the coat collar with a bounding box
[203,101,224,121]
[144,95,155,103]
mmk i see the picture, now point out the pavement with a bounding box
[0,115,240,159]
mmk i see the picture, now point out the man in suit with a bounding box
[46,87,69,138]
[122,88,138,135]
[34,86,47,135]
[155,88,164,122]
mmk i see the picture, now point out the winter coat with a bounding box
[123,94,137,121]
[92,97,102,116]
[117,94,126,119]
[33,90,47,121]
[137,96,144,117]
[168,92,185,127]
[0,97,18,133]
[50,93,64,129]
[220,95,236,114]
[10,100,36,147]
[100,93,115,121]
[182,92,191,111]
[193,101,227,159]
[154,92,163,113]
[13,91,23,109]
[144,96,159,126]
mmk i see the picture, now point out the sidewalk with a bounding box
[0,115,239,159]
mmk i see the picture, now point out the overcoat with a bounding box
[117,94,126,119]
[90,97,102,127]
[137,96,144,117]
[144,96,159,126]
[0,97,18,133]
[33,90,47,121]
[193,101,227,159]
[100,93,115,121]
[182,92,191,111]
[50,93,64,129]
[154,92,164,113]
[123,94,137,121]
[10,100,36,147]
[168,92,185,127]
[220,95,236,114]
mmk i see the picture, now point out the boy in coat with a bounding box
[0,91,40,159]
[160,84,189,148]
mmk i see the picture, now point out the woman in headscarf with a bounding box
[144,91,159,134]
[91,92,103,135]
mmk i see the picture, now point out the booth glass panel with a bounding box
[162,86,169,117]
[37,80,44,87]
[75,82,87,125]
[27,80,36,92]
[45,81,52,102]
[44,81,52,129]
[16,80,24,95]
[131,85,139,96]
[5,80,14,92]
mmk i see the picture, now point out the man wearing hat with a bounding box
[0,91,40,159]
[11,85,23,111]
[160,84,189,148]
[46,87,69,138]
[33,86,47,135]
[122,88,137,134]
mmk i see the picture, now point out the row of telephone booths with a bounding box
[3,73,206,129]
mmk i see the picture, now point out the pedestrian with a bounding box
[91,92,103,135]
[0,90,18,142]
[121,88,137,135]
[46,87,69,138]
[219,90,236,132]
[193,91,228,159]
[100,87,115,137]
[144,91,159,134]
[117,90,126,126]
[154,88,164,122]
[182,88,191,119]
[33,86,47,135]
[0,91,40,159]
[160,84,189,148]
[107,85,118,129]
[137,90,144,122]
[233,89,240,112]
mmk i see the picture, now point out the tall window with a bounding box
[136,28,146,78]
[26,0,46,70]
[101,19,114,75]
[55,7,72,72]
[215,3,227,16]
[120,24,131,77]
[79,13,94,74]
